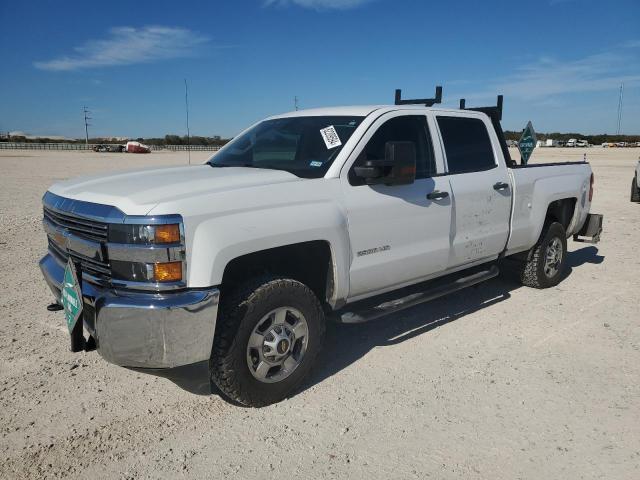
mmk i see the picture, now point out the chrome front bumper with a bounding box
[39,253,219,369]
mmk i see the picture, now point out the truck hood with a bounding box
[48,165,303,215]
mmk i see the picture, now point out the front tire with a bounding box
[631,176,640,202]
[519,222,568,289]
[210,276,325,407]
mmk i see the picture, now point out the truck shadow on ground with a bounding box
[298,245,604,396]
[178,246,603,400]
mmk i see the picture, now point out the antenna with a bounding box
[83,106,92,145]
[616,83,624,135]
[294,96,299,111]
[184,79,191,165]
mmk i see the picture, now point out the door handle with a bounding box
[426,190,449,200]
[493,182,509,191]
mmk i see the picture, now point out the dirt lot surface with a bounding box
[1,148,639,479]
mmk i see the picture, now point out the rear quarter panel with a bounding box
[507,164,592,254]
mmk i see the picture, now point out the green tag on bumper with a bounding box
[61,260,83,334]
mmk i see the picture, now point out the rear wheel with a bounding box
[631,175,640,202]
[210,276,325,407]
[519,222,568,289]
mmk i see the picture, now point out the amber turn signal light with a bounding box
[154,224,181,244]
[154,261,183,282]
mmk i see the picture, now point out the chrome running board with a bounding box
[338,265,500,324]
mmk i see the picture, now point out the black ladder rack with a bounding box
[395,86,443,106]
[458,95,513,165]
[459,95,504,121]
[392,87,514,165]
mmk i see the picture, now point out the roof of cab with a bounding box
[267,104,475,120]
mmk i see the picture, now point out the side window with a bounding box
[350,115,435,185]
[436,116,496,174]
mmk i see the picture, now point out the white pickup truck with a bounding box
[40,90,603,406]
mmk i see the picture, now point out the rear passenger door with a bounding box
[435,114,512,268]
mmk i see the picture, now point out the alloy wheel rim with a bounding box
[246,307,309,384]
[544,237,564,278]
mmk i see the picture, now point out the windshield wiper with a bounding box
[209,163,281,171]
[208,163,252,168]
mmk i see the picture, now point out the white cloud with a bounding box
[455,47,640,102]
[264,0,373,9]
[34,26,208,71]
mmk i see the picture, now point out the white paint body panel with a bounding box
[45,105,594,307]
[338,110,452,298]
[430,111,512,268]
[506,165,592,254]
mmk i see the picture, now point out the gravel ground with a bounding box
[0,148,639,479]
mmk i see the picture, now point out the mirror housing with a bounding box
[354,141,417,186]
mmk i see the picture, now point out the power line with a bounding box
[616,83,624,135]
[83,106,92,145]
[184,79,191,165]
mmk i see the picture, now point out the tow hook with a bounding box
[47,302,63,312]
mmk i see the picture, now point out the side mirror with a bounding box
[353,141,416,186]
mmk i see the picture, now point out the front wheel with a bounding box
[210,276,325,407]
[631,176,640,202]
[519,222,568,289]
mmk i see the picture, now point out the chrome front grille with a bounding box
[47,238,111,281]
[44,205,111,283]
[43,205,108,242]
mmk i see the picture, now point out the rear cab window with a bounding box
[436,116,496,174]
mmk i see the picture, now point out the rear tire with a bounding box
[210,276,325,407]
[519,222,568,289]
[631,176,640,202]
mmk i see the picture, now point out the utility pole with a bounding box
[294,96,299,111]
[184,79,191,165]
[616,83,624,135]
[83,106,91,145]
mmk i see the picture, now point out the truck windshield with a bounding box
[207,116,364,178]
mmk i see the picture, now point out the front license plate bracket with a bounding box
[62,259,86,352]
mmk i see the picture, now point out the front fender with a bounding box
[186,202,351,305]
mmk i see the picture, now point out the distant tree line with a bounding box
[0,134,231,146]
[144,135,230,146]
[2,131,638,146]
[504,131,640,144]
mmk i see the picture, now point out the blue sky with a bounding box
[1,0,639,138]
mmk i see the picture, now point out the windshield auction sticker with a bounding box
[320,126,342,149]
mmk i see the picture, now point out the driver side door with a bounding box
[341,112,453,300]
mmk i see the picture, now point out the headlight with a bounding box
[108,223,181,244]
[107,219,186,287]
[111,260,184,283]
